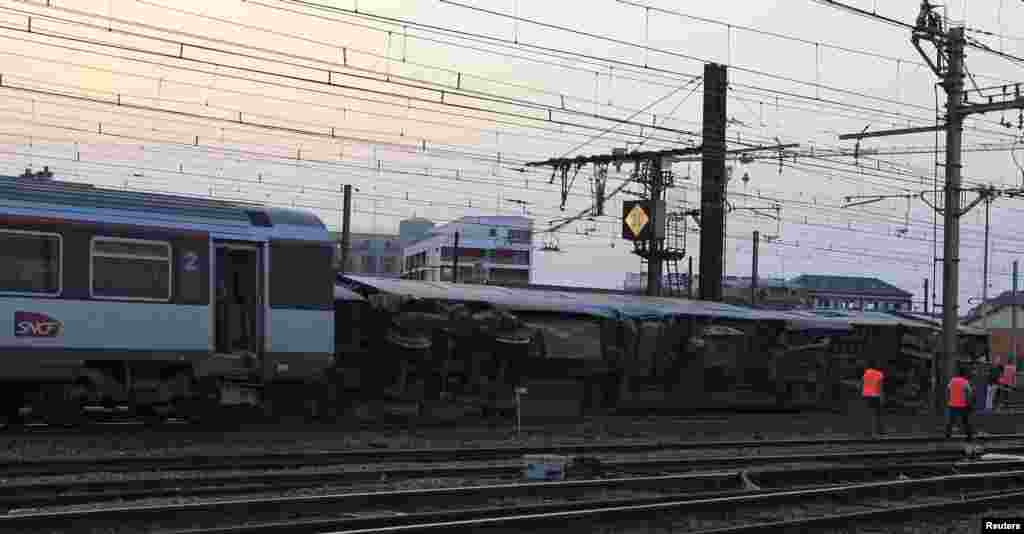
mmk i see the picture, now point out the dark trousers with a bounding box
[946,407,974,440]
[865,396,883,436]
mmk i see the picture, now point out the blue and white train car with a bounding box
[0,170,334,421]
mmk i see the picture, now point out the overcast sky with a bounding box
[2,0,1024,312]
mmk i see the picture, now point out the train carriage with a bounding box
[333,276,998,418]
[0,171,334,423]
[335,275,802,415]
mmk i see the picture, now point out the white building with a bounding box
[402,215,533,285]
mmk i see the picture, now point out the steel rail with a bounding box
[688,489,1024,533]
[4,456,1024,531]
[133,468,1024,534]
[3,450,1018,510]
[0,472,750,531]
[1,432,1019,477]
[298,469,1024,533]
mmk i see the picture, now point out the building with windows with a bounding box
[331,232,403,277]
[789,274,913,312]
[721,276,809,309]
[331,217,436,278]
[402,215,533,285]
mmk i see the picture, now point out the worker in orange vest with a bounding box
[862,361,885,437]
[945,365,975,441]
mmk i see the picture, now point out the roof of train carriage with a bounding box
[0,174,331,242]
[778,309,984,335]
[890,311,988,337]
[338,275,787,322]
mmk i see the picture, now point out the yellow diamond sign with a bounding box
[625,204,649,238]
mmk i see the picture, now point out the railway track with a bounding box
[295,470,1024,534]
[2,431,1019,476]
[3,457,1022,533]
[1,445,1015,510]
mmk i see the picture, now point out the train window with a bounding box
[91,237,171,301]
[269,242,333,309]
[0,230,61,295]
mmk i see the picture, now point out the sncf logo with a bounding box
[14,311,62,338]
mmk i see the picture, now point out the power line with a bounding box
[0,47,693,158]
[1,151,1013,288]
[254,0,1019,144]
[618,0,927,69]
[558,77,702,158]
[10,99,1010,245]
[129,0,705,134]
[0,5,706,141]
[434,0,941,113]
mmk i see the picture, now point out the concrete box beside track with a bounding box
[524,454,568,481]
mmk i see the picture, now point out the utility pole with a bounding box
[1013,261,1019,384]
[939,26,965,412]
[688,256,694,299]
[751,230,759,307]
[1014,260,1019,336]
[645,157,665,296]
[831,2,1024,413]
[982,191,992,332]
[452,231,461,283]
[340,184,352,275]
[924,278,929,315]
[699,63,728,302]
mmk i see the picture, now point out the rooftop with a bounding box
[789,274,912,297]
[964,290,1024,322]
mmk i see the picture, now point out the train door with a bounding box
[213,243,264,365]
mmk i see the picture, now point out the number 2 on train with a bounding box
[183,251,199,272]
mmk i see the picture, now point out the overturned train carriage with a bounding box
[333,276,827,415]
[0,174,334,422]
[333,277,538,412]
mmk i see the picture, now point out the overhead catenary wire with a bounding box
[34,0,1015,151]
[434,0,950,113]
[218,0,1024,146]
[129,0,705,133]
[0,48,696,158]
[0,5,707,141]
[273,0,964,119]
[4,87,1015,241]
[0,0,1015,297]
[9,112,991,245]
[2,147,1015,286]
[5,101,1013,246]
[273,0,1020,143]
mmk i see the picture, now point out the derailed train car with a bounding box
[332,277,538,416]
[333,275,832,415]
[332,276,996,417]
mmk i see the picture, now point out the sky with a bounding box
[1,0,1024,313]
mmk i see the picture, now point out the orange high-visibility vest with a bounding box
[948,376,970,408]
[862,368,883,398]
